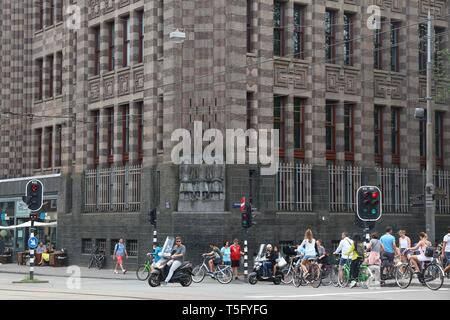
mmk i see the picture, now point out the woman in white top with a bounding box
[299,229,318,275]
[407,232,432,273]
[398,230,411,263]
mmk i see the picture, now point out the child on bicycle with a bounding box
[345,233,365,288]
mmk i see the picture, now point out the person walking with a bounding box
[221,241,231,266]
[442,227,450,276]
[230,238,244,280]
[113,238,128,274]
[333,232,354,283]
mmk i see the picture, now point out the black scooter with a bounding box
[248,244,283,285]
[148,237,193,287]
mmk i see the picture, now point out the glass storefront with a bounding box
[0,197,58,255]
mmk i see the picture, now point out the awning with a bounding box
[0,221,57,230]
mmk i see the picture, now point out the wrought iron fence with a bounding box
[328,165,361,212]
[276,163,312,211]
[376,167,409,213]
[84,164,142,212]
[423,170,450,214]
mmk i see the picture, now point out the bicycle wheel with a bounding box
[423,263,444,291]
[331,265,340,287]
[136,264,150,281]
[216,267,233,284]
[338,265,350,288]
[191,265,206,283]
[395,263,413,289]
[281,267,293,284]
[88,256,94,269]
[321,265,333,286]
[292,267,303,287]
[309,264,322,288]
[358,266,372,289]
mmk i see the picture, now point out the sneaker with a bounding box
[235,277,240,280]
[122,269,127,274]
[350,281,357,288]
[161,281,168,286]
[114,270,118,274]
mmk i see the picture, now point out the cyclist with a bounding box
[398,230,411,263]
[203,243,222,276]
[407,232,432,274]
[345,234,365,288]
[380,226,398,278]
[333,232,353,283]
[442,227,450,275]
[316,239,328,268]
[299,229,319,277]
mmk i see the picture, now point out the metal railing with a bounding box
[84,164,142,212]
[423,170,450,214]
[328,165,361,212]
[276,163,312,211]
[376,167,409,213]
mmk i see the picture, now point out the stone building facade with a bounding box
[0,0,449,268]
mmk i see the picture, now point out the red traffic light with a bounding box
[31,183,39,192]
[371,191,379,199]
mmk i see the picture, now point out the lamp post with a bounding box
[425,10,436,242]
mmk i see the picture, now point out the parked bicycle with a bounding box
[292,257,322,288]
[395,249,444,290]
[380,254,398,284]
[191,255,233,284]
[88,245,105,270]
[338,256,373,289]
[136,253,155,281]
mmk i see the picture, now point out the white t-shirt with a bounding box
[444,234,450,252]
[334,237,354,259]
[300,239,317,257]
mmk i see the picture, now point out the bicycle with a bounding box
[338,257,373,289]
[191,255,233,284]
[136,253,154,281]
[380,253,398,284]
[319,256,339,287]
[88,245,105,270]
[280,254,299,284]
[395,251,444,290]
[292,257,322,288]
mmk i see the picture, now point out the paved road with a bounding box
[0,272,449,300]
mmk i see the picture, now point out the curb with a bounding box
[0,270,137,281]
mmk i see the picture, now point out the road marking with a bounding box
[246,289,434,299]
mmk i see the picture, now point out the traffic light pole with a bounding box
[425,10,436,242]
[29,217,35,281]
[243,228,248,279]
[153,223,158,246]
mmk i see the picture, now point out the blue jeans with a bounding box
[262,261,273,277]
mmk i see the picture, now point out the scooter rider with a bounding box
[163,236,186,285]
[262,244,277,277]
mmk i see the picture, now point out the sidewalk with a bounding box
[0,263,136,280]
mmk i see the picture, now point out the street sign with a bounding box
[232,202,241,209]
[28,236,38,249]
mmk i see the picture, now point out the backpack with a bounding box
[355,242,365,258]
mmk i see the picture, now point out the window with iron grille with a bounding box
[95,239,106,253]
[122,16,131,67]
[107,21,115,71]
[93,26,101,75]
[247,0,254,53]
[273,1,285,56]
[434,27,446,76]
[390,21,401,72]
[374,23,383,69]
[374,105,384,166]
[343,13,354,66]
[126,240,138,257]
[325,102,336,161]
[391,107,401,166]
[82,239,93,254]
[325,10,336,63]
[294,97,305,159]
[138,10,144,63]
[293,4,305,59]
